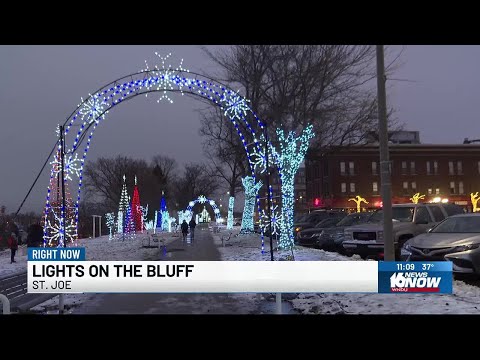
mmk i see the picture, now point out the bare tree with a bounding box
[173,162,219,210]
[83,156,155,213]
[203,45,401,149]
[151,155,177,190]
[200,108,248,197]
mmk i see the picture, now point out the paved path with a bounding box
[74,225,267,314]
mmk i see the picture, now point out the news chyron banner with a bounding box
[27,248,452,294]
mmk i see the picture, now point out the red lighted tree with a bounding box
[131,176,143,232]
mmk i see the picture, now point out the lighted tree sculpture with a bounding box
[227,196,235,230]
[270,126,315,250]
[240,176,263,234]
[348,195,369,213]
[471,192,480,212]
[410,193,426,204]
[131,176,143,232]
[105,212,116,241]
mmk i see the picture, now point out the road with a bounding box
[74,225,276,314]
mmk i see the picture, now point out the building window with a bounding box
[323,181,330,196]
[403,181,408,190]
[340,162,346,176]
[459,181,464,194]
[411,181,417,190]
[450,181,455,195]
[349,161,355,175]
[350,183,355,193]
[428,188,433,195]
[372,161,377,175]
[401,161,407,175]
[449,161,454,175]
[457,161,463,175]
[341,183,346,193]
[372,182,378,194]
[434,161,438,175]
[410,161,416,175]
[435,188,440,195]
[426,161,431,175]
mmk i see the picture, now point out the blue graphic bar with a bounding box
[378,261,452,294]
[28,248,86,261]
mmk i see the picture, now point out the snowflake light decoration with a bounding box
[45,211,76,246]
[79,94,108,124]
[250,146,266,173]
[141,52,189,104]
[50,153,82,181]
[198,195,207,204]
[260,205,282,235]
[222,92,250,120]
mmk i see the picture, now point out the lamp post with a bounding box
[92,215,102,238]
[376,45,394,261]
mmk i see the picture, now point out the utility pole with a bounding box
[376,45,395,261]
[59,125,67,248]
[264,123,274,262]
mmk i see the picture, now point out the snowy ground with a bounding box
[213,229,480,314]
[0,231,179,314]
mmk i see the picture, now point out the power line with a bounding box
[14,139,59,218]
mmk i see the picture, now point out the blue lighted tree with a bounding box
[268,125,315,250]
[240,176,263,233]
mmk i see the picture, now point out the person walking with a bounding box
[189,218,197,241]
[180,220,189,242]
[7,232,18,264]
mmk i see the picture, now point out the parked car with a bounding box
[401,213,480,275]
[293,210,347,239]
[296,214,347,247]
[317,212,376,252]
[342,203,464,259]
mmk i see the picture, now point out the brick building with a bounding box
[305,144,480,212]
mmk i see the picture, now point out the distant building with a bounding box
[305,143,480,212]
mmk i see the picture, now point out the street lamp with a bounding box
[92,215,102,238]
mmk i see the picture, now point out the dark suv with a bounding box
[293,210,347,239]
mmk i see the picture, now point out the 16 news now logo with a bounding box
[378,262,452,294]
[389,272,441,292]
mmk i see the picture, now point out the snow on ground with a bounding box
[0,231,180,313]
[213,229,480,314]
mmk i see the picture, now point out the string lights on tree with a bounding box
[270,125,315,250]
[105,212,116,241]
[227,196,235,230]
[240,176,263,234]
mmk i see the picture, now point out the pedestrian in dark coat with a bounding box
[189,218,196,240]
[7,232,18,263]
[180,220,189,242]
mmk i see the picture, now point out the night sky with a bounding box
[1,45,479,213]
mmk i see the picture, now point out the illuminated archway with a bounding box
[185,195,221,224]
[43,53,274,247]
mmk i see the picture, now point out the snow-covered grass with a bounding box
[1,231,180,314]
[214,230,480,314]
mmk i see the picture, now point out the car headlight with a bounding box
[344,231,352,240]
[295,227,302,232]
[454,244,480,252]
[403,243,412,251]
[377,231,383,240]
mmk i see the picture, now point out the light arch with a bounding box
[43,53,277,247]
[185,195,221,224]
